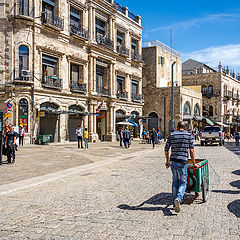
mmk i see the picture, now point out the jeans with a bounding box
[119,137,123,147]
[7,143,15,163]
[77,136,83,148]
[123,139,129,148]
[170,161,188,203]
[236,138,239,146]
[84,137,88,149]
[152,138,156,148]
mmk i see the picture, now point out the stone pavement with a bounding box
[0,141,239,239]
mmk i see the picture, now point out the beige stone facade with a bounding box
[142,41,202,135]
[0,0,143,143]
[182,60,240,129]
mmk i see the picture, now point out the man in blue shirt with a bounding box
[165,121,199,213]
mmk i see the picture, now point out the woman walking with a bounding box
[84,128,89,149]
[19,125,25,146]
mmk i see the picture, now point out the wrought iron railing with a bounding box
[41,12,64,30]
[42,75,62,90]
[96,86,111,96]
[117,91,128,100]
[96,35,114,49]
[116,44,129,57]
[70,82,87,93]
[14,2,34,18]
[128,10,139,23]
[70,25,88,40]
[131,50,142,61]
[132,93,144,102]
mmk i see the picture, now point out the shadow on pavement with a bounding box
[212,189,240,194]
[224,141,240,156]
[230,180,240,189]
[227,200,240,218]
[117,193,176,216]
[232,170,240,175]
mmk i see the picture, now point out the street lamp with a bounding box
[171,61,176,131]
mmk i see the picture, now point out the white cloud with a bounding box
[182,44,240,71]
[148,13,240,33]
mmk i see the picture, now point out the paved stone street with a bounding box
[0,141,239,239]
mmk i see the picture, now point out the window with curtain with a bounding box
[19,98,28,132]
[96,65,106,90]
[95,18,106,37]
[117,31,124,45]
[70,6,81,28]
[42,0,55,15]
[42,54,58,79]
[117,76,124,92]
[131,80,138,94]
[19,45,29,78]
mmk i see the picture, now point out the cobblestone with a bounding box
[0,141,239,239]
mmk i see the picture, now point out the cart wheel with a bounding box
[202,177,209,203]
[186,172,197,193]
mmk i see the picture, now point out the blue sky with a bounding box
[117,0,240,70]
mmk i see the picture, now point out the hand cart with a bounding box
[186,159,209,202]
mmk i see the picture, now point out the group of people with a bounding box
[2,124,25,164]
[76,125,89,149]
[142,128,162,149]
[118,127,131,148]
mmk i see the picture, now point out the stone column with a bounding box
[139,78,142,94]
[126,74,131,101]
[88,7,93,41]
[112,19,116,51]
[107,104,116,141]
[93,57,96,93]
[92,8,96,41]
[112,62,116,97]
[59,106,67,143]
[109,17,113,40]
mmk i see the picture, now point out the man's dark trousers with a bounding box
[78,136,83,148]
[7,143,15,164]
[120,137,123,147]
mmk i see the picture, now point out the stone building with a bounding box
[182,59,240,130]
[0,0,143,144]
[142,41,202,135]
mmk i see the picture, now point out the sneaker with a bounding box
[174,198,180,213]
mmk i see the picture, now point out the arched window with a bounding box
[208,85,213,97]
[223,85,227,96]
[203,106,207,117]
[209,106,214,117]
[201,85,207,96]
[19,98,28,132]
[116,109,125,122]
[183,102,191,115]
[19,45,29,78]
[194,104,200,116]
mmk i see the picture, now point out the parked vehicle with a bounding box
[200,126,224,146]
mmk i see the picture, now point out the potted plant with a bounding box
[78,79,83,84]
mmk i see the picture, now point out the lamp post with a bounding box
[171,61,176,131]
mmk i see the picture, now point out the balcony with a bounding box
[14,2,34,19]
[70,82,87,94]
[41,12,64,30]
[12,70,33,85]
[224,91,232,99]
[131,50,142,62]
[132,93,144,102]
[70,25,88,40]
[96,35,114,50]
[96,86,111,97]
[128,10,140,23]
[116,44,129,57]
[42,75,62,90]
[117,91,128,100]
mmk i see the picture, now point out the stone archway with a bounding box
[148,112,159,130]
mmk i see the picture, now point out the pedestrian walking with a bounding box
[84,128,89,149]
[123,127,131,148]
[234,129,240,146]
[151,128,157,149]
[76,125,83,148]
[19,125,25,146]
[5,125,17,164]
[118,127,123,148]
[164,121,199,213]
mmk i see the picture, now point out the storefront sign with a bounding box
[38,111,45,117]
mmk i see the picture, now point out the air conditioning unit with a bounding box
[21,69,31,77]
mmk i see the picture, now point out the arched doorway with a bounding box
[68,105,84,142]
[19,98,29,132]
[116,109,125,123]
[148,112,159,130]
[39,102,59,142]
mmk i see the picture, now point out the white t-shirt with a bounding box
[76,128,83,137]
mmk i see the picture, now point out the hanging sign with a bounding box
[38,111,45,117]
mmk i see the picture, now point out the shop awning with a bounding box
[194,115,204,121]
[129,120,138,127]
[204,117,214,126]
[215,122,228,127]
[183,115,194,120]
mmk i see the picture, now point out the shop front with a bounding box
[97,110,107,141]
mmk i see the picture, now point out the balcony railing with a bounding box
[116,44,129,57]
[117,91,128,100]
[96,86,111,97]
[132,93,144,102]
[42,75,62,90]
[41,12,64,30]
[70,25,88,40]
[70,82,87,93]
[128,10,139,23]
[131,50,142,61]
[14,2,34,18]
[96,35,114,50]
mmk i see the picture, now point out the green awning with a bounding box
[204,117,214,126]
